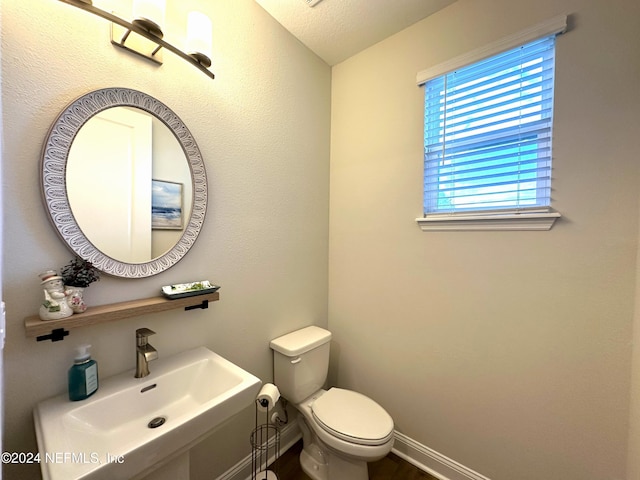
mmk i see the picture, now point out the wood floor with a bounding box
[271,440,438,480]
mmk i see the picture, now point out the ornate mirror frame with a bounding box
[41,88,208,278]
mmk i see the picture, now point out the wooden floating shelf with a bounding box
[25,292,219,341]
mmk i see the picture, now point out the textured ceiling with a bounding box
[254,0,457,66]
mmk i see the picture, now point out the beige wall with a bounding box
[1,1,330,479]
[329,0,640,479]
[5,0,640,479]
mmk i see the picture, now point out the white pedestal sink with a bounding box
[34,347,261,480]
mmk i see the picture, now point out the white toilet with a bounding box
[270,326,394,480]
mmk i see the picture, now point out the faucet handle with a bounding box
[136,328,156,346]
[136,327,156,338]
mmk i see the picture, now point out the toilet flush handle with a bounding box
[291,357,302,364]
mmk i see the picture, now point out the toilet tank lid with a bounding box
[270,326,331,356]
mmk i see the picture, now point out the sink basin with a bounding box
[34,347,261,480]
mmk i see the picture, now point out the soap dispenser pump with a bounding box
[68,344,99,401]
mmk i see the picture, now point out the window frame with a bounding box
[415,15,566,231]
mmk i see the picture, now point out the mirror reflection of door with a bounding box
[67,107,153,262]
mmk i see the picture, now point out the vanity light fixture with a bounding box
[57,0,215,79]
[186,11,213,68]
[132,0,166,38]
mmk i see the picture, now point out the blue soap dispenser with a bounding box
[68,344,99,401]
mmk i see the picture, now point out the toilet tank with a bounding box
[270,326,332,404]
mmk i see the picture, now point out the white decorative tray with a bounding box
[161,280,220,299]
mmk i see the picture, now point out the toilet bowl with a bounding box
[270,326,394,480]
[296,388,394,479]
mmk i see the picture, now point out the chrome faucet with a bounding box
[135,328,158,378]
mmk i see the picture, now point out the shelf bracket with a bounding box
[185,300,209,311]
[37,328,70,342]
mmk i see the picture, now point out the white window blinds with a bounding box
[423,35,557,214]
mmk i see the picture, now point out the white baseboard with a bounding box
[392,431,492,480]
[215,425,490,480]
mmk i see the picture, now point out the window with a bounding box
[416,16,565,231]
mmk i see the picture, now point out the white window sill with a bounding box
[416,211,561,232]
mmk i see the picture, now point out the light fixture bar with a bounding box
[111,22,164,65]
[57,0,215,79]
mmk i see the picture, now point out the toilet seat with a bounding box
[311,388,394,446]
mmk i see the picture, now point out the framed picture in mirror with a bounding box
[152,180,183,230]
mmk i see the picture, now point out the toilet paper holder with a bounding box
[251,383,281,480]
[256,383,280,412]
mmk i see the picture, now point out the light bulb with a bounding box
[187,11,212,68]
[132,0,166,37]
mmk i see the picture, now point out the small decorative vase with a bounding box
[39,274,74,321]
[67,287,87,313]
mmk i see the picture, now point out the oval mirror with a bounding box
[41,88,207,278]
